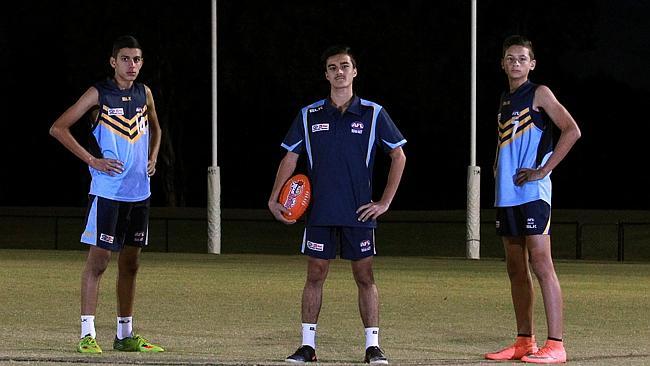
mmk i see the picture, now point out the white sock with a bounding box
[365,327,379,349]
[81,315,96,339]
[117,316,133,340]
[301,323,317,349]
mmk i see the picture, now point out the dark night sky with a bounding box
[2,0,649,210]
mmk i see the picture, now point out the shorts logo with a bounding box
[134,231,146,242]
[307,240,324,252]
[351,121,364,134]
[107,108,124,116]
[360,239,371,252]
[312,123,329,132]
[526,217,537,229]
[99,233,114,244]
[495,220,501,229]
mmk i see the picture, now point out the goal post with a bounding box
[466,0,480,259]
[207,0,221,254]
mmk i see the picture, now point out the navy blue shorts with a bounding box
[301,226,375,260]
[81,195,150,252]
[496,199,551,236]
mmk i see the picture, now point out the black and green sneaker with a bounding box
[77,335,102,353]
[113,334,164,352]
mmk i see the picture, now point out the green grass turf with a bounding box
[0,249,648,365]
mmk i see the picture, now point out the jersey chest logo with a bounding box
[351,121,364,134]
[98,104,149,143]
[312,123,330,132]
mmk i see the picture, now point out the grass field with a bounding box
[0,249,648,365]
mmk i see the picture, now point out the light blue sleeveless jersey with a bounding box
[495,81,553,207]
[88,79,150,202]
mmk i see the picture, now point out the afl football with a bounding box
[278,174,311,220]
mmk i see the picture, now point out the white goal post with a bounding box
[208,0,221,254]
[466,0,480,259]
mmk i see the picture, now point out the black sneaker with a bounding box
[286,345,317,363]
[364,346,388,364]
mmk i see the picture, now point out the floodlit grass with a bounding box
[0,249,648,365]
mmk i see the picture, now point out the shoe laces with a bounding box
[84,337,97,345]
[533,345,558,358]
[368,346,385,357]
[133,334,150,344]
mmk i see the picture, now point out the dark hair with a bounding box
[112,35,142,58]
[321,45,357,70]
[502,35,535,60]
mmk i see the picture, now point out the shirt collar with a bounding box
[325,95,362,116]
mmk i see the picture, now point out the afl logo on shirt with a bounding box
[511,111,520,123]
[351,121,364,134]
[511,111,520,135]
[312,123,330,133]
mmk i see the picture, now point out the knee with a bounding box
[530,259,555,282]
[353,268,375,289]
[306,262,328,285]
[120,260,140,277]
[85,254,111,277]
[355,276,375,289]
[506,262,529,284]
[88,263,109,277]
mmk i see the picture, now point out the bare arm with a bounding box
[268,151,300,224]
[49,87,124,175]
[515,85,581,185]
[357,146,406,222]
[145,85,162,176]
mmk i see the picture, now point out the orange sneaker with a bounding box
[485,336,538,360]
[521,340,566,364]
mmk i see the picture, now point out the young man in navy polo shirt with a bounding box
[268,45,406,364]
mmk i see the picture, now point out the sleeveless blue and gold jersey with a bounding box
[88,79,150,202]
[495,81,553,207]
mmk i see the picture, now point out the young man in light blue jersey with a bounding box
[268,45,406,364]
[485,35,581,364]
[50,35,164,354]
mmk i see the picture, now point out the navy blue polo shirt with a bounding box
[281,96,406,228]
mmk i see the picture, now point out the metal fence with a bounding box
[0,208,648,261]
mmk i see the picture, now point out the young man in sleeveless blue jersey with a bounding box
[50,35,164,354]
[268,46,406,364]
[485,35,581,364]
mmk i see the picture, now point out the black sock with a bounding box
[517,333,532,338]
[548,337,563,342]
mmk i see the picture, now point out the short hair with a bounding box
[112,35,142,58]
[321,45,357,70]
[502,35,535,60]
